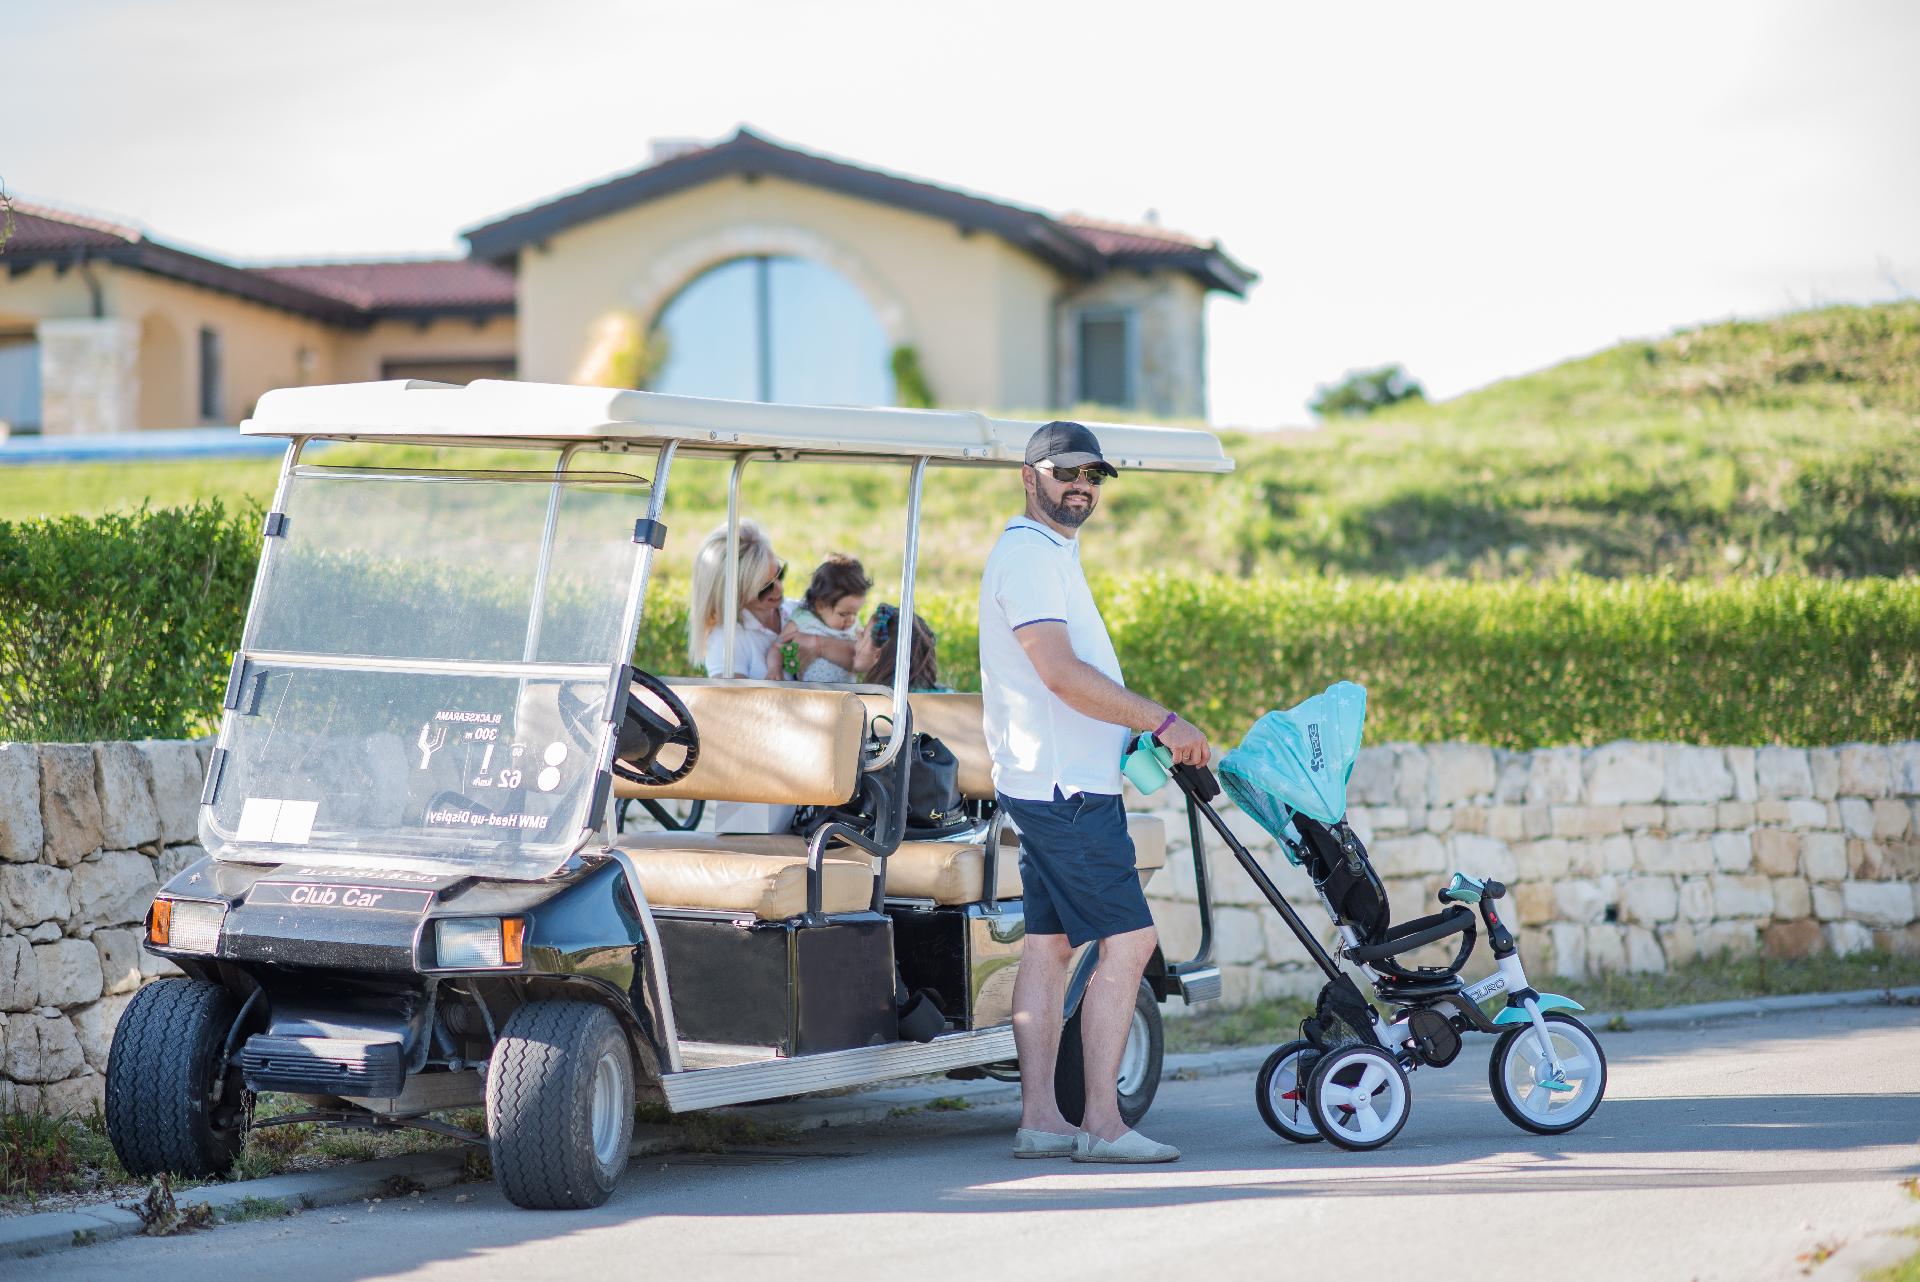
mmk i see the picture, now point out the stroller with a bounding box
[1131,681,1606,1152]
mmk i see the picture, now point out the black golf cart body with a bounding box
[112,379,1233,1207]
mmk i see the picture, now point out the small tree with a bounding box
[1310,363,1426,419]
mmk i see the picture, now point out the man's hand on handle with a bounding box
[1158,714,1211,767]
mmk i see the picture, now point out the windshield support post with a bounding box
[237,435,309,652]
[521,441,589,663]
[866,455,927,773]
[596,438,679,841]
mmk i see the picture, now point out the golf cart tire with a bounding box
[487,1000,635,1210]
[104,978,247,1178]
[1054,980,1162,1129]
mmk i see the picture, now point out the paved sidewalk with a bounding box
[5,984,1915,1263]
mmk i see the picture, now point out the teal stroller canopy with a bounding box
[1218,681,1368,841]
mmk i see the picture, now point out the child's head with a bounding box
[801,554,871,631]
[856,603,939,690]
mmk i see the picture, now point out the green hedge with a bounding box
[0,503,258,741]
[637,573,1920,749]
[5,505,1916,748]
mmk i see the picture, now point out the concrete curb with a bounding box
[4,984,1914,1260]
[1588,984,1920,1030]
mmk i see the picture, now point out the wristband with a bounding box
[1154,711,1178,739]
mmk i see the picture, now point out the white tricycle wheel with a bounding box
[1306,1044,1411,1151]
[1488,1011,1607,1135]
[1254,1040,1323,1143]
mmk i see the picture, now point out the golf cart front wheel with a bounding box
[1054,980,1163,1128]
[1306,1044,1411,1151]
[1488,1011,1607,1135]
[1254,1039,1323,1143]
[103,978,250,1178]
[488,1000,635,1210]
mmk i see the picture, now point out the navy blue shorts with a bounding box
[997,787,1152,947]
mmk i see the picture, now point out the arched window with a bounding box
[648,256,892,406]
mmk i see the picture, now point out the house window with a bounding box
[198,327,223,421]
[0,332,41,432]
[1077,309,1135,409]
[649,255,891,406]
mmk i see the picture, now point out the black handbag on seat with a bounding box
[901,732,968,838]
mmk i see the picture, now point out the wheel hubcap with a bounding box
[1268,1050,1311,1131]
[1506,1024,1600,1122]
[1116,1009,1150,1096]
[590,1051,624,1167]
[1318,1052,1405,1143]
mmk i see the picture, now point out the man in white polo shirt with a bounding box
[980,421,1210,1165]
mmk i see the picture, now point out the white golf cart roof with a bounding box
[242,379,1234,474]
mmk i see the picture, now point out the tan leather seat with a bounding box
[617,841,873,919]
[612,683,872,919]
[616,687,1168,912]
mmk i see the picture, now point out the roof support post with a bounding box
[866,455,927,772]
[721,453,749,678]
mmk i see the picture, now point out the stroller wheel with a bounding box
[1255,1040,1323,1143]
[1306,1044,1411,1151]
[1488,1012,1607,1135]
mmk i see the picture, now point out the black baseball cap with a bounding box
[1024,420,1118,477]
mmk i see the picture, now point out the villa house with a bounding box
[0,129,1255,434]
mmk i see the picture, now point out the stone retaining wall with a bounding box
[3,736,1917,1112]
[1136,741,1920,1008]
[0,740,205,1116]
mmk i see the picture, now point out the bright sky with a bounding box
[8,0,1918,426]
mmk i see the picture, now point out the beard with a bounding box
[1037,485,1095,528]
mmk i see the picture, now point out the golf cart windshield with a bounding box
[202,463,651,879]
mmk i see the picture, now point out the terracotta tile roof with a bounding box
[466,128,1259,296]
[1057,214,1212,258]
[253,259,516,313]
[6,201,142,253]
[2,201,510,325]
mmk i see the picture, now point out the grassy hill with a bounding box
[3,303,1915,593]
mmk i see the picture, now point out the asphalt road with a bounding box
[34,1005,1920,1282]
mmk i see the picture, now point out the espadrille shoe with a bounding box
[1011,1128,1078,1158]
[1071,1129,1180,1164]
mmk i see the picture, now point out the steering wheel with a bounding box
[611,671,700,787]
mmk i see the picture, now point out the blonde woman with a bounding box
[688,519,858,681]
[685,519,855,833]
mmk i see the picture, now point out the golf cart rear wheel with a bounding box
[488,1000,635,1210]
[1254,1039,1323,1143]
[1488,1011,1608,1135]
[103,978,249,1178]
[1054,980,1162,1128]
[1306,1043,1411,1151]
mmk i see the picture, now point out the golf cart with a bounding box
[104,380,1234,1209]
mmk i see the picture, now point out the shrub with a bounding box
[0,502,258,742]
[641,574,1920,749]
[5,505,1915,750]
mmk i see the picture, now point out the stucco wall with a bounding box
[0,264,518,430]
[515,173,1064,411]
[107,271,341,427]
[330,314,519,383]
[1055,270,1207,419]
[1138,741,1920,1008]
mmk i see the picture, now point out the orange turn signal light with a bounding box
[148,898,172,947]
[502,917,527,966]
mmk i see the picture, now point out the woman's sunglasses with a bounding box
[757,560,787,600]
[1037,462,1106,487]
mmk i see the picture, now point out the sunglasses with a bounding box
[1037,462,1107,487]
[757,560,787,600]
